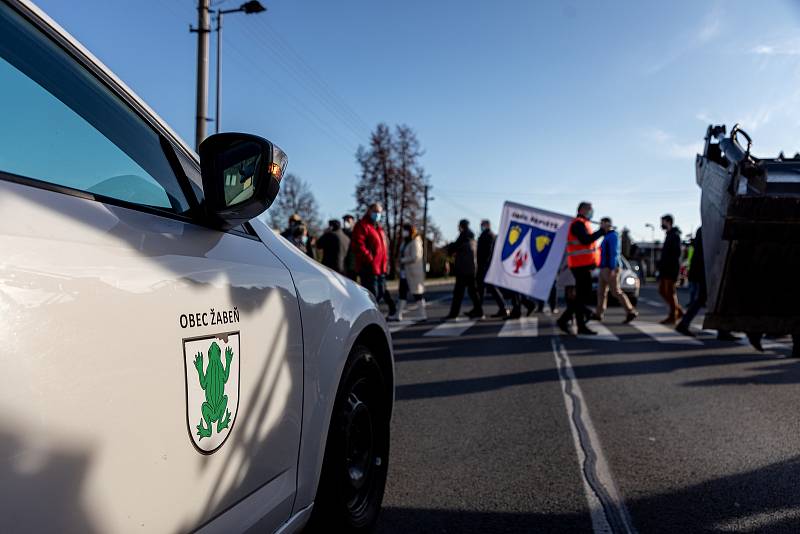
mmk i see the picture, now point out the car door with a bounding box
[0,3,302,532]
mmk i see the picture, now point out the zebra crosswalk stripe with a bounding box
[632,321,703,345]
[389,320,418,334]
[579,322,619,342]
[498,316,538,337]
[424,318,477,337]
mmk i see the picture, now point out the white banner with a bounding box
[484,201,572,301]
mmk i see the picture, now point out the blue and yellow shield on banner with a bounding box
[501,223,556,277]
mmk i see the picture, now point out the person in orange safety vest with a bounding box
[557,201,607,336]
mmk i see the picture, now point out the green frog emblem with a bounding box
[193,341,233,440]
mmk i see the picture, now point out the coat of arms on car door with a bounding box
[183,332,240,453]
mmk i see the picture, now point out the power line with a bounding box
[235,17,370,142]
[222,36,358,153]
[262,19,372,133]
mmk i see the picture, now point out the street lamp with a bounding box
[214,1,266,134]
[644,223,655,280]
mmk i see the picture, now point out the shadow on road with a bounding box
[377,455,800,533]
[683,359,800,387]
[396,350,779,401]
[375,506,586,534]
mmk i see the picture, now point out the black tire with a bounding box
[306,344,390,533]
[629,295,638,306]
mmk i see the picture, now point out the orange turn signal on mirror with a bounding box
[268,162,283,181]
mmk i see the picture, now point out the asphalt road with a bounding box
[374,283,799,534]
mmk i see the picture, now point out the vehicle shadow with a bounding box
[376,455,800,533]
[395,348,776,401]
[683,359,800,387]
[375,506,588,534]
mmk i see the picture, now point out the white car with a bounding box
[0,1,393,532]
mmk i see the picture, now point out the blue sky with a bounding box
[34,0,800,242]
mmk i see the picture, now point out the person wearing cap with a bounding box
[444,219,483,319]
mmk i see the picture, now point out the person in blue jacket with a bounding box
[595,217,638,323]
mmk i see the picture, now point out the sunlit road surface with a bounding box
[375,283,798,534]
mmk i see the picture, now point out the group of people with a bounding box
[280,203,427,321]
[553,202,639,335]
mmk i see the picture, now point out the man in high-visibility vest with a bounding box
[557,201,607,335]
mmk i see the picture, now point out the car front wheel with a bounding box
[307,344,390,533]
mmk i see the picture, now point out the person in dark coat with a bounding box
[657,214,684,324]
[476,219,508,318]
[341,214,358,280]
[316,219,350,274]
[445,219,483,319]
[675,227,739,341]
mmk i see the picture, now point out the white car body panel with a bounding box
[0,180,304,532]
[251,222,394,513]
[0,1,394,531]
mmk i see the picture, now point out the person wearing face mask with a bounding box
[657,214,684,324]
[290,224,309,252]
[352,203,398,319]
[341,214,358,280]
[557,201,607,335]
[397,223,426,320]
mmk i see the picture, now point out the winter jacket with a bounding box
[316,228,350,274]
[400,235,425,294]
[352,216,388,276]
[477,229,496,274]
[446,229,478,277]
[599,230,620,269]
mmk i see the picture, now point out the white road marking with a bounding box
[632,322,703,345]
[423,317,476,337]
[498,316,538,337]
[639,297,664,308]
[579,323,619,342]
[389,320,418,334]
[551,337,637,534]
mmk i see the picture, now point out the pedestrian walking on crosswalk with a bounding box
[657,214,684,325]
[557,202,606,335]
[477,219,509,318]
[397,223,427,321]
[595,217,638,324]
[445,219,484,319]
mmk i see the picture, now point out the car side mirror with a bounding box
[198,132,288,230]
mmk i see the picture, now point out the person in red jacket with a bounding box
[352,203,397,319]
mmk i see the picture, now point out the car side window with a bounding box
[0,4,189,213]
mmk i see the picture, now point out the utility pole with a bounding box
[213,2,266,135]
[422,185,431,272]
[215,10,222,134]
[192,0,211,151]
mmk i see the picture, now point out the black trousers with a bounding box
[360,269,396,314]
[559,266,593,329]
[477,269,506,311]
[449,273,482,316]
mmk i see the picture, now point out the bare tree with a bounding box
[266,173,323,236]
[355,123,430,275]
